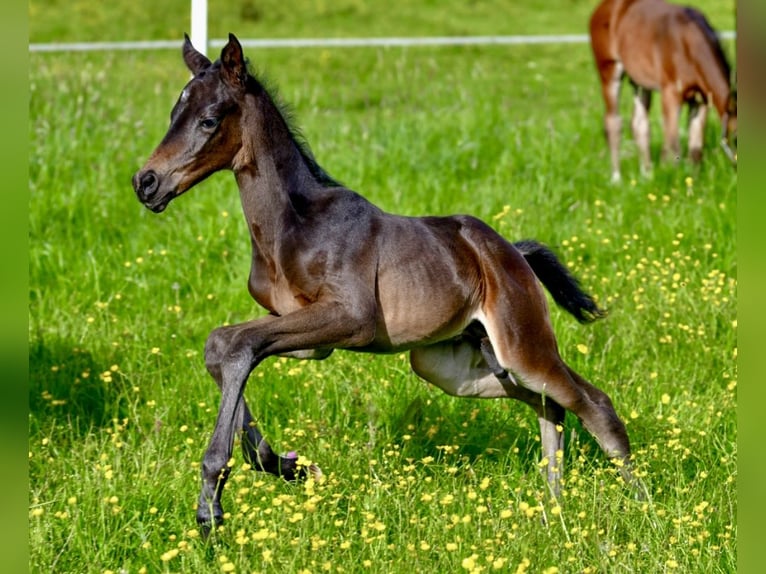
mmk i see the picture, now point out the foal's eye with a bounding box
[199,117,219,130]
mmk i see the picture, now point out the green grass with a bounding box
[28,0,737,43]
[29,2,736,573]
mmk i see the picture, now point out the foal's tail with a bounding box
[514,240,606,324]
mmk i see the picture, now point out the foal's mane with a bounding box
[683,7,733,86]
[240,59,342,188]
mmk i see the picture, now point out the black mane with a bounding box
[683,7,732,84]
[242,60,342,188]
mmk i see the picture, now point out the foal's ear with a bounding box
[220,33,248,91]
[182,33,212,75]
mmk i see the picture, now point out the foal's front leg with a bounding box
[204,327,296,481]
[687,98,708,164]
[197,303,374,532]
[631,86,652,176]
[660,86,682,164]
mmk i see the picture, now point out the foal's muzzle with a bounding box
[132,169,170,213]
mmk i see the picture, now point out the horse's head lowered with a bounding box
[132,34,250,212]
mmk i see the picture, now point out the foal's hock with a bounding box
[133,33,634,532]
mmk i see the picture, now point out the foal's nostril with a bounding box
[135,170,159,201]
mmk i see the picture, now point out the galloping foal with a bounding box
[133,34,634,532]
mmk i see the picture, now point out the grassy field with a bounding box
[29,1,737,572]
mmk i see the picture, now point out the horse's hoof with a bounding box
[308,463,323,480]
[196,513,224,540]
[281,452,323,482]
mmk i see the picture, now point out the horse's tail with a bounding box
[514,240,606,324]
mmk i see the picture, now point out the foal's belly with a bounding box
[369,273,479,352]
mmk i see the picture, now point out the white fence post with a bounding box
[190,0,208,55]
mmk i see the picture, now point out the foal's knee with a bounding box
[204,326,232,377]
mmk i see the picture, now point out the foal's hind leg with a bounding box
[480,303,632,480]
[598,62,625,183]
[563,364,634,484]
[410,339,567,494]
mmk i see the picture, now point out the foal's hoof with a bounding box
[196,511,224,540]
[281,451,323,482]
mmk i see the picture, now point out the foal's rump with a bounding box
[615,0,730,99]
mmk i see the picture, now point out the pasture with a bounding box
[29,1,736,572]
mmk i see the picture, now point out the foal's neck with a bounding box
[234,89,319,245]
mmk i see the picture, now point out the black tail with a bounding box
[514,240,606,324]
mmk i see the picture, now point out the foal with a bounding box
[590,0,737,182]
[133,34,633,532]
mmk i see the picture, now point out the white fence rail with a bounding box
[28,31,735,53]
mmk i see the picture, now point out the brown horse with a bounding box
[589,0,737,182]
[133,34,634,533]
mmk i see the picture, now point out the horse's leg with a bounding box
[597,61,624,183]
[410,340,566,495]
[562,365,635,484]
[687,97,708,164]
[590,8,624,183]
[660,86,682,164]
[631,85,653,177]
[197,302,374,531]
[478,286,632,480]
[204,321,331,478]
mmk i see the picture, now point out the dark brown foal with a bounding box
[133,34,634,533]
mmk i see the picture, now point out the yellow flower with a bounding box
[160,549,179,562]
[576,344,589,355]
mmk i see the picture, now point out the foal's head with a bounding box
[132,34,252,212]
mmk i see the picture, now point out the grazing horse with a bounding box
[589,0,737,182]
[133,34,633,533]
